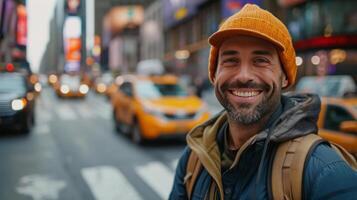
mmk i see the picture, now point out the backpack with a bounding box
[184,134,357,200]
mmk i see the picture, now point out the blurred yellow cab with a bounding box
[296,75,357,157]
[318,97,357,157]
[54,74,89,98]
[111,74,211,144]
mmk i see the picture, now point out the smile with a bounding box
[229,89,262,97]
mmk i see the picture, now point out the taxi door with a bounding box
[117,81,135,126]
[318,103,357,155]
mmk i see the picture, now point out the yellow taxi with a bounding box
[54,74,89,98]
[318,97,357,157]
[111,74,211,144]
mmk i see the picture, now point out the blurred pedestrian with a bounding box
[169,4,357,200]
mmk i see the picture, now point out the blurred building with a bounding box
[95,0,155,73]
[140,0,164,61]
[0,0,29,73]
[281,0,357,80]
[42,0,89,74]
[39,0,65,74]
[162,0,281,83]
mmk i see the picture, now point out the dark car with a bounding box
[0,73,35,133]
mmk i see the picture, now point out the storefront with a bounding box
[282,0,357,80]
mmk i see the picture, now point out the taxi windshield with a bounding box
[136,81,188,99]
[61,75,81,86]
[296,76,356,97]
[0,75,26,93]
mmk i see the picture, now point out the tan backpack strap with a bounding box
[184,151,202,199]
[330,143,357,170]
[272,134,323,200]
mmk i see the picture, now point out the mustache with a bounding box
[221,80,270,92]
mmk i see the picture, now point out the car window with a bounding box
[0,74,27,93]
[120,82,133,97]
[296,76,356,97]
[324,105,355,131]
[61,75,81,86]
[135,81,188,99]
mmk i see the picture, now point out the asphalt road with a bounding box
[0,87,188,200]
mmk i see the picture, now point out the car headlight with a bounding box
[49,74,57,83]
[79,84,89,94]
[34,82,42,92]
[11,98,27,111]
[97,83,107,93]
[60,85,69,94]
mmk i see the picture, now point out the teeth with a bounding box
[232,90,260,97]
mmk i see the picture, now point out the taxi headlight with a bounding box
[79,84,89,94]
[97,83,107,93]
[11,98,27,111]
[34,82,42,92]
[49,74,58,84]
[60,85,70,94]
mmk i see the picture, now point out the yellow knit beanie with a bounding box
[208,4,297,87]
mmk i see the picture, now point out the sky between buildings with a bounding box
[27,0,56,73]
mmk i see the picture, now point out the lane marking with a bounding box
[16,174,66,200]
[135,162,174,200]
[81,166,142,200]
[55,105,77,120]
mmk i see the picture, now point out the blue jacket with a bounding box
[169,94,357,200]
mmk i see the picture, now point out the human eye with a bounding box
[253,57,271,66]
[221,57,240,66]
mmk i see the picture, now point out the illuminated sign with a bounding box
[63,16,82,72]
[63,16,82,38]
[294,36,357,51]
[163,0,208,29]
[278,0,306,7]
[64,38,81,61]
[108,5,144,33]
[221,0,263,18]
[66,0,80,14]
[16,4,27,46]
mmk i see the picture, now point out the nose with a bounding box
[234,63,255,84]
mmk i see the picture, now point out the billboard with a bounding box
[163,0,208,29]
[108,5,144,33]
[16,4,27,46]
[278,0,306,7]
[66,0,80,15]
[63,16,82,72]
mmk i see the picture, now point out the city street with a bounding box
[0,87,187,200]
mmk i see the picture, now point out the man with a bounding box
[169,4,357,200]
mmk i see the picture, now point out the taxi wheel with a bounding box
[132,122,144,145]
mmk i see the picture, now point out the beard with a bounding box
[216,80,281,125]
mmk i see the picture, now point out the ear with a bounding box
[281,73,288,88]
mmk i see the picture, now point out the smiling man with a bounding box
[169,4,357,200]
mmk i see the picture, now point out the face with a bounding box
[214,35,287,125]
